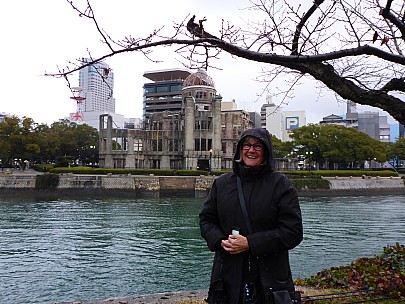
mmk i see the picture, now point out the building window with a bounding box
[134,139,142,151]
[157,86,169,93]
[170,85,182,92]
[144,87,156,94]
[196,91,207,99]
[152,139,163,151]
[201,139,207,151]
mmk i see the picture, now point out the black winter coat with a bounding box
[199,128,303,303]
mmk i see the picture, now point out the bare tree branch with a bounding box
[51,0,405,125]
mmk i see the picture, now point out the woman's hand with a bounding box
[221,234,249,254]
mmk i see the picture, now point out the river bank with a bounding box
[1,186,405,199]
[55,290,208,304]
[53,286,320,304]
[1,172,404,198]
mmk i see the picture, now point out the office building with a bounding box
[261,96,282,139]
[67,59,139,130]
[143,68,191,122]
[260,96,306,141]
[78,58,115,113]
[321,102,391,142]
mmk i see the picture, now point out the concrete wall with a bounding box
[1,174,404,197]
[324,176,404,189]
[0,173,215,198]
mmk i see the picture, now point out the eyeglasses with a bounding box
[242,143,263,151]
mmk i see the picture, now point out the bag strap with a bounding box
[236,176,254,234]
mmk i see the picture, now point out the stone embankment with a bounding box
[0,171,404,197]
[0,172,214,198]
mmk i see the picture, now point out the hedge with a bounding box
[42,166,399,178]
[291,178,331,190]
[35,173,60,189]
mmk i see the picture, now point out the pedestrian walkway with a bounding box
[0,168,42,175]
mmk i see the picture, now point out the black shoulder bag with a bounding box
[236,177,301,304]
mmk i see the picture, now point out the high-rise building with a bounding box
[66,58,132,130]
[261,96,282,139]
[78,58,115,113]
[142,68,191,122]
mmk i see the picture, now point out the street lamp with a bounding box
[306,151,313,171]
[209,149,213,174]
[90,145,96,167]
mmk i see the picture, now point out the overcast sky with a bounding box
[1,0,397,126]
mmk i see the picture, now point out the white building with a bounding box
[79,58,115,113]
[261,96,282,139]
[66,59,140,131]
[281,111,306,141]
[260,96,306,141]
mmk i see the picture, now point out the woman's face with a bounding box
[241,137,264,167]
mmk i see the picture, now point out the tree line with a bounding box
[272,124,405,169]
[1,115,404,170]
[0,116,99,169]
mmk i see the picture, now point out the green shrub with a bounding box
[398,168,405,174]
[49,167,176,176]
[49,167,225,176]
[33,164,54,172]
[176,170,209,176]
[55,156,72,167]
[310,170,398,177]
[35,173,60,189]
[283,171,321,179]
[292,178,330,190]
[295,243,405,300]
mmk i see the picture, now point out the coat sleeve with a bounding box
[247,175,303,257]
[199,179,227,251]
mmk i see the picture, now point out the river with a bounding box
[1,195,404,304]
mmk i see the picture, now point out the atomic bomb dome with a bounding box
[183,69,215,88]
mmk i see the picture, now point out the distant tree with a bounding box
[387,136,405,167]
[290,124,387,169]
[0,116,98,166]
[271,135,294,158]
[47,121,99,165]
[0,116,40,166]
[52,1,405,124]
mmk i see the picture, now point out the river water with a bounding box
[1,195,404,304]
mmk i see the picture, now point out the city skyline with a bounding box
[1,0,398,126]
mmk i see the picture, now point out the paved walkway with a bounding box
[0,168,42,175]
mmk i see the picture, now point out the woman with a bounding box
[199,128,303,304]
